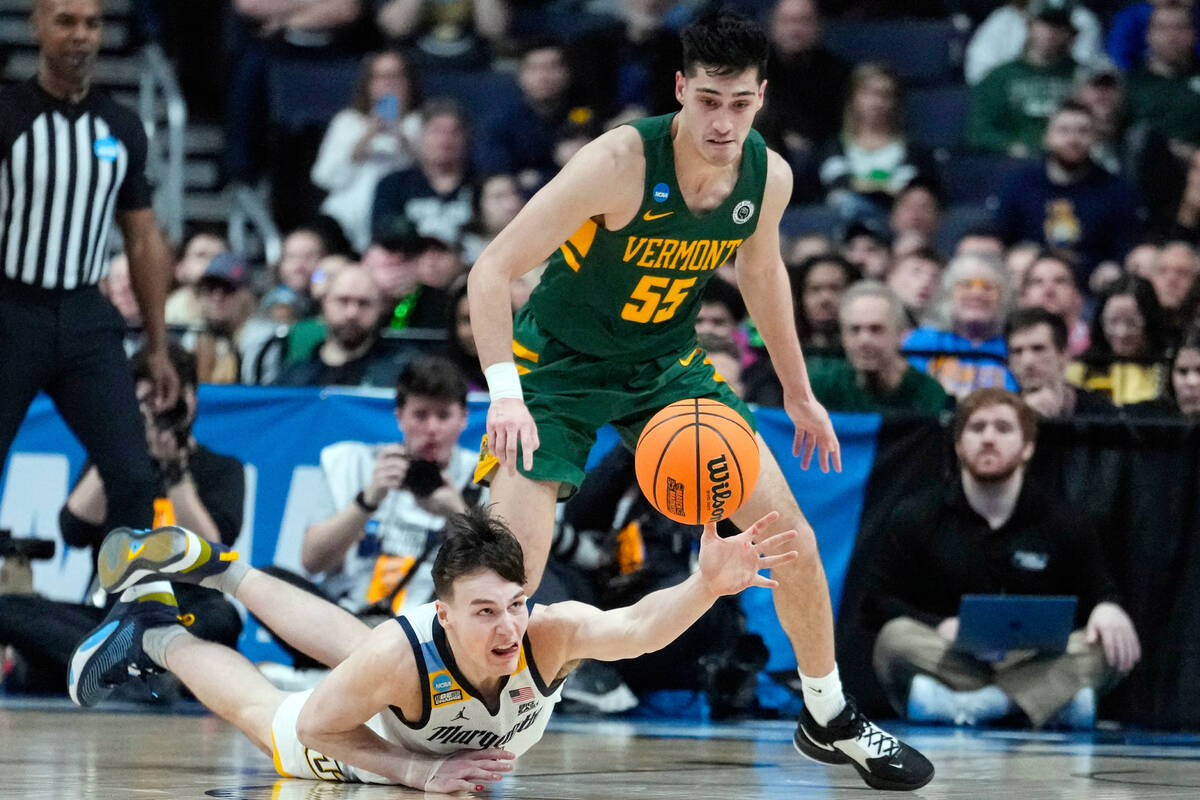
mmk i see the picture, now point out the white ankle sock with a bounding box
[800,665,846,726]
[198,559,250,596]
[142,625,188,670]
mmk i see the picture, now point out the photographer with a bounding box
[61,344,243,553]
[0,344,243,695]
[300,357,482,620]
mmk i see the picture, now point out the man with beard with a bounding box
[994,101,1140,293]
[273,265,396,388]
[1005,307,1116,419]
[809,282,948,415]
[862,388,1140,728]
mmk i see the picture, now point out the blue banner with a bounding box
[1,387,876,667]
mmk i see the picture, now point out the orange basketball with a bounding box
[635,398,759,525]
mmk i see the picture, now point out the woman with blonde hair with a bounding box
[818,62,939,220]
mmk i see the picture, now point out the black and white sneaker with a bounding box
[67,581,186,708]
[794,698,934,791]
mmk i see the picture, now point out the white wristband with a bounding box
[485,361,524,402]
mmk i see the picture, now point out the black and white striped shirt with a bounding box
[0,78,150,290]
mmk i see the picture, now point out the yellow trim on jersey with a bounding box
[559,244,581,271]
[558,220,599,272]
[567,220,598,259]
[517,365,531,375]
[270,731,292,778]
[679,347,701,367]
[512,339,539,363]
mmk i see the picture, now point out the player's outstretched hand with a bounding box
[697,511,798,596]
[487,398,540,474]
[425,747,516,794]
[783,392,842,473]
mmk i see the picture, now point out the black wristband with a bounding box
[355,490,380,513]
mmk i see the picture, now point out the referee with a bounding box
[0,0,179,532]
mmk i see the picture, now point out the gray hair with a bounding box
[839,280,908,331]
[928,252,1011,335]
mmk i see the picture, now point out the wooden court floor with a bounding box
[4,699,1200,799]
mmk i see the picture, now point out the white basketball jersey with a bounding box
[375,602,564,758]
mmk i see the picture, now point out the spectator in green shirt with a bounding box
[966,0,1082,157]
[1126,5,1200,148]
[809,281,951,415]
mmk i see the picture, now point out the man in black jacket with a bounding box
[863,388,1140,728]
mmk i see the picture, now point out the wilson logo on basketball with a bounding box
[666,477,685,516]
[706,455,733,521]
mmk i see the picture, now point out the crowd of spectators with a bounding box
[95,0,1200,417]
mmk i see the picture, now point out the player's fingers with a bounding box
[521,426,535,471]
[749,511,779,534]
[792,430,803,459]
[757,528,797,552]
[478,748,516,761]
[491,425,507,463]
[832,439,843,473]
[759,551,798,569]
[802,434,817,471]
[753,574,780,589]
[702,521,718,541]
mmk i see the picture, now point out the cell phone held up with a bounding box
[373,93,400,123]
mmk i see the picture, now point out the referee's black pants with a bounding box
[0,279,156,530]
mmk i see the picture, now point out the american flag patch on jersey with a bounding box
[509,686,534,703]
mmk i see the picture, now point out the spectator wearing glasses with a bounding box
[1068,274,1168,404]
[903,254,1018,400]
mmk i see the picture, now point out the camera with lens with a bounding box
[0,528,56,562]
[401,459,444,498]
[153,395,191,450]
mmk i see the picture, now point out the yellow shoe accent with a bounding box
[218,551,239,562]
[177,613,195,627]
[128,542,145,559]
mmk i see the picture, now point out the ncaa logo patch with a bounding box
[432,673,452,692]
[93,137,119,162]
[653,183,670,202]
[732,200,754,224]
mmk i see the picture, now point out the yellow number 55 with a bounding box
[621,276,697,324]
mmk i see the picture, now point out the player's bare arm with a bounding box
[295,620,516,793]
[468,126,645,471]
[295,621,430,782]
[528,512,798,679]
[733,150,841,472]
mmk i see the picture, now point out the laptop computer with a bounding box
[954,594,1077,660]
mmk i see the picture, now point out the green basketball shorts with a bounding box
[475,307,756,497]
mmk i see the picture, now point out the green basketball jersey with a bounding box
[526,113,767,360]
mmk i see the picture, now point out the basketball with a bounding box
[635,398,760,525]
